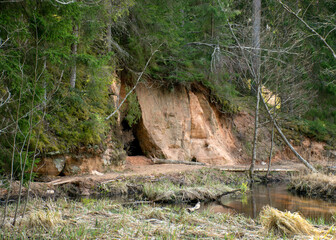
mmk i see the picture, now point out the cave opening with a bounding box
[121,119,144,156]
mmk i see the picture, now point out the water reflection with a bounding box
[205,184,336,222]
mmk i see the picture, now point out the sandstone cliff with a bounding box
[135,83,242,165]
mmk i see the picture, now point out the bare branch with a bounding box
[52,0,76,5]
[105,44,162,120]
[277,0,336,59]
[188,42,299,55]
[51,0,102,5]
[0,88,11,108]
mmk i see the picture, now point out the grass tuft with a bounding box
[27,209,64,228]
[143,180,234,202]
[260,205,320,237]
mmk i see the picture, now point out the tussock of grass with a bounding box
[260,205,319,237]
[289,173,336,199]
[27,209,64,228]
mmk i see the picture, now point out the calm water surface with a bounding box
[203,184,336,222]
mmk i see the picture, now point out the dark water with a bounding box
[202,184,336,222]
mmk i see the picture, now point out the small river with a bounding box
[202,184,336,222]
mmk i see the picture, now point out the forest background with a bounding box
[0,0,335,179]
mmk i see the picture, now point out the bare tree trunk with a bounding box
[249,0,261,179]
[211,0,214,38]
[266,90,277,178]
[266,119,275,178]
[224,1,317,173]
[70,24,78,88]
[106,0,112,53]
[250,83,261,179]
[43,56,47,109]
[251,0,261,94]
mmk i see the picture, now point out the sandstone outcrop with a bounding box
[35,144,126,176]
[135,83,240,165]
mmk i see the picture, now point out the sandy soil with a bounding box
[46,156,306,186]
[0,155,310,199]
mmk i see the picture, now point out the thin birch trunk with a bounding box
[266,119,275,178]
[70,24,78,88]
[249,83,261,178]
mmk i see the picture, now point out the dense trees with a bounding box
[0,0,335,225]
[0,0,335,176]
[0,0,134,178]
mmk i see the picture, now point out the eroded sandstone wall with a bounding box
[135,83,240,165]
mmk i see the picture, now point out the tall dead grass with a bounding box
[143,182,234,202]
[260,206,320,237]
[289,173,336,199]
[0,198,264,239]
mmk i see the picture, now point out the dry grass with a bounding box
[260,206,320,237]
[3,199,333,239]
[143,182,234,202]
[2,170,334,239]
[0,198,264,239]
[289,173,336,199]
[27,209,64,228]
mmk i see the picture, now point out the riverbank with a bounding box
[289,172,336,200]
[1,168,335,239]
[1,159,302,201]
[2,198,329,239]
[0,198,262,239]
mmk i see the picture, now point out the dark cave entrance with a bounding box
[121,119,144,156]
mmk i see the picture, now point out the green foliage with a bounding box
[117,0,240,112]
[125,88,141,127]
[0,1,132,176]
[44,66,115,151]
[240,182,249,194]
[205,81,240,114]
[1,0,336,178]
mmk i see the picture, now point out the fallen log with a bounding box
[218,167,300,173]
[216,189,241,198]
[151,158,205,166]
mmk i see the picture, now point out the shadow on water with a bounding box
[202,183,336,222]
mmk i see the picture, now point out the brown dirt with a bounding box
[0,155,310,201]
[125,156,153,165]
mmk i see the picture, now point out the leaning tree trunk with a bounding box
[260,92,317,172]
[70,24,78,89]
